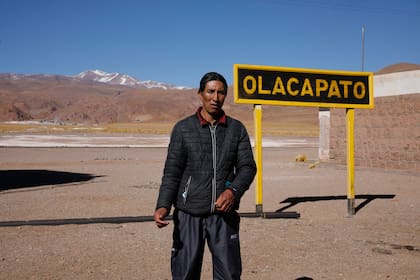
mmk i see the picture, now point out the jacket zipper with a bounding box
[210,125,217,213]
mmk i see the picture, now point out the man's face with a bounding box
[198,80,226,118]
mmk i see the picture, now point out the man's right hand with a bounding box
[153,207,170,228]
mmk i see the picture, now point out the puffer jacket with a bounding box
[156,112,256,215]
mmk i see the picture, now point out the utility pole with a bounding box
[361,25,365,72]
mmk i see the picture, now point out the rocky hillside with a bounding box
[0,72,318,126]
[1,63,418,126]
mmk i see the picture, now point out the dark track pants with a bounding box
[171,209,242,280]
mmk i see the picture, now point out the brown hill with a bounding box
[3,62,417,135]
[0,74,319,135]
[375,62,420,75]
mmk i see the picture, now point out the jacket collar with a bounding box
[196,107,227,126]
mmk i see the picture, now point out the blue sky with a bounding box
[1,0,419,88]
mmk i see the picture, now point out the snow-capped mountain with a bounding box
[75,70,139,86]
[74,70,190,90]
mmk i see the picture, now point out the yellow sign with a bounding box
[234,64,374,109]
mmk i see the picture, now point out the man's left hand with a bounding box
[215,189,235,212]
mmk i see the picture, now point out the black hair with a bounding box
[198,72,228,94]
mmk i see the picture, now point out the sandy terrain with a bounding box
[1,138,419,279]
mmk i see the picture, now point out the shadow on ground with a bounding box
[0,179,395,227]
[276,194,396,214]
[0,194,395,227]
[0,169,101,191]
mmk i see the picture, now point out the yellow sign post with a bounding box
[233,64,374,216]
[253,104,263,214]
[346,108,356,216]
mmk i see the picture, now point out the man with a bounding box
[154,72,256,280]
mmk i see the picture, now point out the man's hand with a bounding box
[154,207,170,228]
[215,189,235,212]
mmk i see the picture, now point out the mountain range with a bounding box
[0,63,418,129]
[75,70,191,90]
[5,70,190,90]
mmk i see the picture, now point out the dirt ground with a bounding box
[1,142,419,279]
